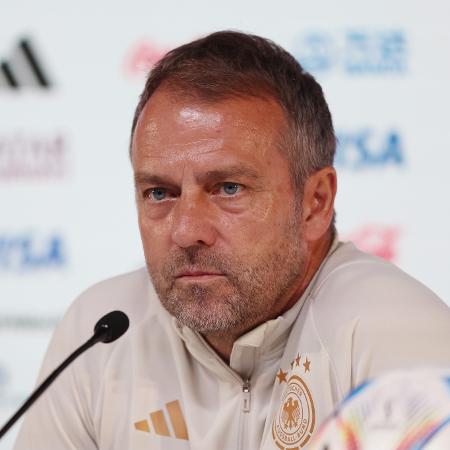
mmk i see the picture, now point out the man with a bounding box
[14,31,450,450]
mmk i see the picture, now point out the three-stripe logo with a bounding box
[0,38,52,89]
[134,399,189,441]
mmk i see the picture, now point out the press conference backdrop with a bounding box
[1,0,449,447]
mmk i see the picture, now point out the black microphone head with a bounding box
[94,311,129,343]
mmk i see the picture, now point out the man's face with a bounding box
[132,89,308,336]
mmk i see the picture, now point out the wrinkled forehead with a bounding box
[131,88,288,161]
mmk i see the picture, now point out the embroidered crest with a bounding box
[272,355,316,449]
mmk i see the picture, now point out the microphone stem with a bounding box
[0,330,105,440]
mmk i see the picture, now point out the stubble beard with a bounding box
[147,218,307,336]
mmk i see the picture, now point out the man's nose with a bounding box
[170,194,218,248]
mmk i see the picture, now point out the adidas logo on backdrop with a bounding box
[0,38,52,90]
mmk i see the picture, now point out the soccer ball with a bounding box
[309,369,450,449]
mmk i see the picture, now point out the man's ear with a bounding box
[301,167,337,241]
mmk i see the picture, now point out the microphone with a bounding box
[94,310,130,343]
[0,310,129,440]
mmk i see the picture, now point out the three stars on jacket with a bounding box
[276,353,311,384]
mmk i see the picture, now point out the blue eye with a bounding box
[149,188,167,201]
[222,183,241,195]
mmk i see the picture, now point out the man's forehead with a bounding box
[137,105,226,151]
[136,89,285,133]
[132,89,288,164]
[141,101,223,132]
[136,137,227,162]
[177,106,223,127]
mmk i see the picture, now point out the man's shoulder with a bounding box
[74,267,152,309]
[34,268,164,382]
[306,241,450,383]
[311,240,448,320]
[61,268,160,345]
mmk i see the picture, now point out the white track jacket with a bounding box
[14,240,450,450]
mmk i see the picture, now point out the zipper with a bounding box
[239,378,251,449]
[242,379,251,413]
[194,332,252,448]
[198,343,252,414]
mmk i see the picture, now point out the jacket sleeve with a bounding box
[312,259,450,391]
[350,269,450,386]
[13,268,151,450]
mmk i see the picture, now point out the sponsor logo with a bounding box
[292,30,407,75]
[124,39,170,79]
[335,129,404,170]
[273,354,316,449]
[343,224,401,262]
[0,38,52,90]
[134,399,189,441]
[0,233,66,272]
[0,132,68,180]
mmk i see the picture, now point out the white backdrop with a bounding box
[1,1,450,448]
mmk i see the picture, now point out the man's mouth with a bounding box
[175,270,225,281]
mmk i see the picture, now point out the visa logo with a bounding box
[292,30,407,75]
[0,233,66,272]
[335,129,404,170]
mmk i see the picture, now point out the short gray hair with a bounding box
[131,30,336,224]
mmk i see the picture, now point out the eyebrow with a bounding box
[134,173,172,186]
[134,165,261,186]
[198,166,260,183]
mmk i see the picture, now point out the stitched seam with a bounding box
[309,295,345,399]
